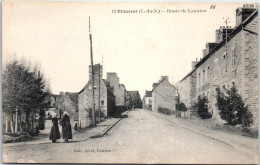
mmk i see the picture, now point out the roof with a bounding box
[180,68,196,82]
[78,81,90,94]
[127,91,141,101]
[195,9,258,69]
[107,89,116,97]
[145,91,152,97]
[179,9,258,82]
[152,78,176,92]
[78,79,109,94]
[102,79,110,87]
[68,93,78,104]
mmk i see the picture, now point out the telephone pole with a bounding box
[98,63,101,123]
[223,17,230,72]
[89,16,96,127]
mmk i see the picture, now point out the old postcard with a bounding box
[2,1,259,164]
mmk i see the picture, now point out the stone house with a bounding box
[106,72,127,111]
[196,7,258,124]
[177,7,258,126]
[142,90,152,110]
[152,76,178,113]
[176,60,198,118]
[127,91,142,108]
[78,64,116,128]
[52,92,78,122]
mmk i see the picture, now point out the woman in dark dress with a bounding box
[49,113,60,143]
[60,111,72,142]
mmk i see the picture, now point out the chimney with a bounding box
[89,64,103,81]
[205,42,218,54]
[152,83,158,89]
[215,28,235,43]
[202,49,207,57]
[192,60,199,70]
[236,7,256,26]
[161,76,169,81]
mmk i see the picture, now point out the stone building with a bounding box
[142,90,152,110]
[177,7,258,125]
[52,92,78,121]
[125,92,132,110]
[176,60,198,118]
[78,64,116,128]
[152,76,178,113]
[127,91,142,108]
[106,72,127,111]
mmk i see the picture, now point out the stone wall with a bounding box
[78,80,111,128]
[106,73,126,107]
[195,14,258,124]
[177,71,197,110]
[152,79,177,112]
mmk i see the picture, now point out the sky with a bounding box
[3,1,248,97]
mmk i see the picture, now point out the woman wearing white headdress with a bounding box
[49,113,60,143]
[60,111,72,142]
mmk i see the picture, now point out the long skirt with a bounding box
[49,124,61,140]
[62,124,72,139]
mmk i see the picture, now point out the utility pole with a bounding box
[98,63,101,123]
[89,16,96,127]
[223,17,230,72]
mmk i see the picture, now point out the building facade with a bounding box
[127,91,142,108]
[78,64,116,128]
[177,7,258,126]
[142,90,152,110]
[152,76,178,113]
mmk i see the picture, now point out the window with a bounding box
[202,70,205,84]
[101,100,104,105]
[198,73,201,86]
[207,66,210,82]
[231,48,236,67]
[223,52,227,72]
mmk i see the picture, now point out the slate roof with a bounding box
[68,93,78,104]
[78,79,115,97]
[195,9,258,69]
[127,91,141,101]
[152,78,176,92]
[145,91,152,97]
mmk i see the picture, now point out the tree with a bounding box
[176,102,187,118]
[193,96,212,119]
[2,59,49,134]
[216,85,253,127]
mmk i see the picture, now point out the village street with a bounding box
[3,109,258,164]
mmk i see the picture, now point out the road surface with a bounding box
[2,109,258,164]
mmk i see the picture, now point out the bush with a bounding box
[176,102,187,112]
[158,107,172,115]
[216,85,253,128]
[193,96,212,119]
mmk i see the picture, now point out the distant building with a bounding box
[127,91,142,108]
[78,64,116,128]
[152,76,178,113]
[125,92,132,110]
[52,92,78,121]
[106,72,127,111]
[142,90,152,110]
